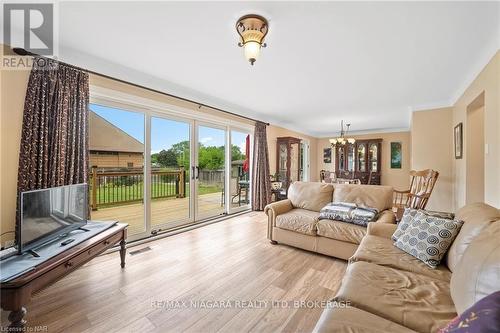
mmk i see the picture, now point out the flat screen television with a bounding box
[19,183,88,254]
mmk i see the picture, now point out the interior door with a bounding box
[194,123,227,220]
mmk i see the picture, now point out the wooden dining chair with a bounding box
[394,169,439,210]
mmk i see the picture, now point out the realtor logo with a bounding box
[3,3,54,55]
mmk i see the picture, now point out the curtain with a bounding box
[16,58,90,226]
[251,122,271,210]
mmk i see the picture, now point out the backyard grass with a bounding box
[91,182,221,208]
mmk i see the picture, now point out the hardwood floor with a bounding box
[1,212,347,333]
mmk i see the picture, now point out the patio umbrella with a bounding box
[243,134,250,172]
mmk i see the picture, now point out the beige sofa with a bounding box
[313,202,500,333]
[264,181,395,260]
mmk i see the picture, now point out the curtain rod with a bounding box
[12,47,269,126]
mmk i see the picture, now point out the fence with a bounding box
[90,168,186,210]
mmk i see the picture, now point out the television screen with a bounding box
[20,183,88,253]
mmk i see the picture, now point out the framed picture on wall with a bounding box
[454,123,463,159]
[390,142,402,169]
[323,148,332,163]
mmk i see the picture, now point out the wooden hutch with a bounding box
[276,136,302,189]
[333,139,382,185]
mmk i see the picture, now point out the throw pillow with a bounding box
[439,291,500,333]
[392,208,456,241]
[392,207,420,241]
[394,214,463,268]
[319,202,378,227]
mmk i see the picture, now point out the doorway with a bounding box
[465,95,485,204]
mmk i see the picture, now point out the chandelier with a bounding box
[329,120,356,146]
[236,14,269,65]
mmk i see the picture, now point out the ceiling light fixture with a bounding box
[329,120,356,146]
[236,14,268,66]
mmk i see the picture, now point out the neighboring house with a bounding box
[89,111,144,169]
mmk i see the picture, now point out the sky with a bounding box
[90,104,249,154]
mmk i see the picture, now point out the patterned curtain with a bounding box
[16,58,89,226]
[251,122,271,210]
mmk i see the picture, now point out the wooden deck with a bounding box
[91,192,247,236]
[2,212,347,332]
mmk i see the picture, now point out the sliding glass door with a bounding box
[88,103,146,238]
[195,124,226,220]
[229,129,252,213]
[150,116,193,232]
[89,95,253,241]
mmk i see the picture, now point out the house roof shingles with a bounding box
[89,111,143,153]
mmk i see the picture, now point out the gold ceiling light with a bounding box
[329,121,356,146]
[236,14,269,65]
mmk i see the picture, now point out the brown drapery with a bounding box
[251,122,271,210]
[16,58,90,228]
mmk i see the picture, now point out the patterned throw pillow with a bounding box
[319,202,378,227]
[439,291,500,333]
[392,208,456,241]
[394,214,463,268]
[392,208,420,241]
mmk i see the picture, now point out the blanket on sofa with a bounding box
[320,202,379,227]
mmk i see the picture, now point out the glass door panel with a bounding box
[88,103,146,239]
[230,130,251,211]
[196,125,226,219]
[150,116,192,231]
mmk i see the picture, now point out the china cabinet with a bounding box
[334,139,382,185]
[276,137,302,189]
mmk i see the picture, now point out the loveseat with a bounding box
[264,181,395,260]
[313,202,500,332]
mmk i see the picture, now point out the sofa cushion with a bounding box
[351,234,452,281]
[333,184,393,212]
[451,222,500,315]
[334,261,456,333]
[287,181,334,212]
[446,203,500,272]
[317,219,366,244]
[275,208,320,236]
[313,306,418,333]
[394,214,463,268]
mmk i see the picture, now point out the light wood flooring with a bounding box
[1,212,347,333]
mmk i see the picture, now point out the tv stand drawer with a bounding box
[30,229,125,292]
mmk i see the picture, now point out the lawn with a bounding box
[91,181,222,207]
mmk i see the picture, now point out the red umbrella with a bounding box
[243,134,250,172]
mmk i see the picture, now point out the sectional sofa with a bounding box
[264,181,500,332]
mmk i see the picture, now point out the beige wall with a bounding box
[452,51,499,209]
[0,50,30,245]
[267,125,319,182]
[411,108,454,212]
[465,106,485,204]
[316,131,411,190]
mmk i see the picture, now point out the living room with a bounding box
[1,1,499,332]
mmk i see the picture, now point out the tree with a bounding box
[156,149,178,168]
[231,145,245,161]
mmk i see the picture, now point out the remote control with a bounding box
[60,239,75,246]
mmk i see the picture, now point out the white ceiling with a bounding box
[7,1,500,136]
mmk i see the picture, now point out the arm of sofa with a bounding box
[264,199,293,240]
[367,222,398,239]
[375,210,396,224]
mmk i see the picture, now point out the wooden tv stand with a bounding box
[0,223,128,328]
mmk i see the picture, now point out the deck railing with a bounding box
[90,167,186,210]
